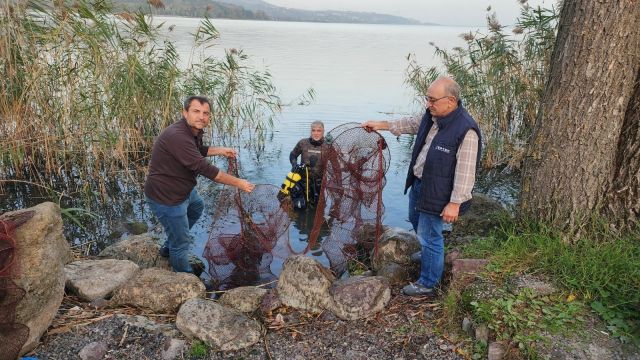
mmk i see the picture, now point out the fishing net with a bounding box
[203,124,389,289]
[0,211,33,360]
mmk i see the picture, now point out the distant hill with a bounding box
[113,0,430,25]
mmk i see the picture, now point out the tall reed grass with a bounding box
[0,0,281,196]
[406,5,558,169]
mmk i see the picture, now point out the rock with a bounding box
[453,194,508,237]
[475,324,490,344]
[64,259,139,301]
[218,286,268,313]
[116,314,179,337]
[2,202,71,356]
[276,255,335,313]
[371,227,420,271]
[98,233,170,270]
[462,317,473,336]
[452,259,490,282]
[111,268,204,313]
[89,298,110,309]
[176,298,262,351]
[376,262,410,285]
[513,274,557,297]
[329,276,391,320]
[445,250,461,266]
[161,338,186,360]
[488,341,506,360]
[78,341,108,360]
[125,221,148,235]
[259,289,282,315]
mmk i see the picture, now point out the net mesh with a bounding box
[203,124,389,289]
[0,210,33,360]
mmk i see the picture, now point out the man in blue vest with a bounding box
[363,76,482,297]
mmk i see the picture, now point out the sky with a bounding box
[262,0,552,26]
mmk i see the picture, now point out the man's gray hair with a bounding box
[437,76,461,100]
[310,120,324,129]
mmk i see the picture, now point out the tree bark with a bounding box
[605,69,640,231]
[520,0,640,234]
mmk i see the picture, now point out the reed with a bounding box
[0,0,281,196]
[406,5,559,169]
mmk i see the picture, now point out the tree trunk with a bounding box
[520,0,640,234]
[605,69,640,231]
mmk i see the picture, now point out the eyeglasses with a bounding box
[424,95,450,103]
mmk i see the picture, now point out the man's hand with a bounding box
[440,202,460,224]
[237,179,255,193]
[362,120,390,132]
[208,146,237,158]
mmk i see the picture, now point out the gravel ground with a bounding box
[30,288,465,360]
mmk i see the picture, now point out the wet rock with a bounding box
[218,286,268,313]
[161,338,186,360]
[78,341,108,360]
[111,268,204,313]
[98,233,170,270]
[329,276,390,320]
[371,227,420,270]
[176,298,262,351]
[276,255,335,313]
[2,202,71,356]
[259,289,282,315]
[453,194,508,237]
[64,259,139,301]
[376,262,410,285]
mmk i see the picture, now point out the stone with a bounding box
[462,317,473,336]
[64,259,139,301]
[452,259,490,282]
[452,194,508,237]
[78,341,108,360]
[513,274,557,297]
[111,268,204,313]
[219,286,268,313]
[125,221,148,235]
[488,341,506,360]
[475,324,490,344]
[89,298,110,309]
[276,255,335,313]
[445,250,461,266]
[329,276,391,320]
[161,338,186,360]
[2,203,71,356]
[116,314,179,337]
[371,227,420,271]
[176,298,262,351]
[376,262,410,285]
[98,233,170,270]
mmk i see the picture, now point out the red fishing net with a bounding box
[203,124,389,289]
[0,211,33,360]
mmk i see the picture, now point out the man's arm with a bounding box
[289,141,303,167]
[362,115,421,136]
[213,171,255,192]
[207,146,237,158]
[440,130,479,223]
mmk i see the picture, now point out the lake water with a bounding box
[150,18,475,272]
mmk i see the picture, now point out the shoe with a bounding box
[410,251,421,263]
[159,246,169,258]
[402,283,436,297]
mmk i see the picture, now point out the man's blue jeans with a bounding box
[146,189,204,273]
[408,179,445,288]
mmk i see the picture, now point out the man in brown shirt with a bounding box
[144,96,255,274]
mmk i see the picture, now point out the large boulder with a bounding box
[371,227,420,271]
[376,262,411,286]
[1,202,71,356]
[329,276,390,320]
[64,259,139,301]
[176,298,262,351]
[111,268,204,313]
[218,286,268,313]
[98,233,170,269]
[276,255,335,313]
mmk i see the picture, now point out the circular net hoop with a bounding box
[203,124,390,289]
